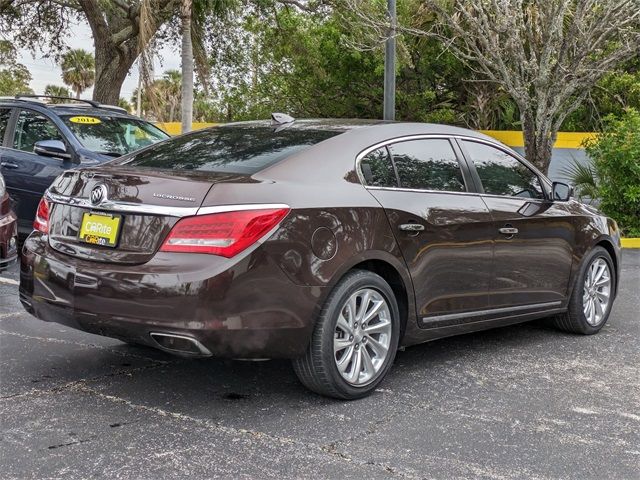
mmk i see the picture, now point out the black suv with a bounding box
[0,95,169,237]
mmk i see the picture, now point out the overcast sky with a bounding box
[18,21,181,102]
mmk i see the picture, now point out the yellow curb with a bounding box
[480,130,597,149]
[621,238,640,249]
[156,122,217,135]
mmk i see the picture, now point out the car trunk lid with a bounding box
[46,166,255,264]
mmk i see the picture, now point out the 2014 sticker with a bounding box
[69,116,102,125]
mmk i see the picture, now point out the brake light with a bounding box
[34,197,50,233]
[160,208,290,257]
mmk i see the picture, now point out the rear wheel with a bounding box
[553,246,615,334]
[293,270,400,400]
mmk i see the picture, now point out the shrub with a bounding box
[584,109,640,237]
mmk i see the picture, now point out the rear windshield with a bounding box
[119,124,341,174]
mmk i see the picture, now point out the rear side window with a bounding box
[13,110,63,153]
[122,125,341,174]
[0,108,12,145]
[388,139,466,192]
[462,140,544,199]
[360,147,397,187]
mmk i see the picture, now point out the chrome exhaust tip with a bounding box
[149,332,212,357]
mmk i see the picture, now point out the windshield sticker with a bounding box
[69,116,102,125]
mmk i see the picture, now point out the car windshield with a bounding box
[62,115,169,156]
[118,124,342,174]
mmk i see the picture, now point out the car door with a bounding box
[0,107,13,166]
[360,137,495,326]
[2,108,74,235]
[458,139,573,309]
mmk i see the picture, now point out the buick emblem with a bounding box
[90,184,108,205]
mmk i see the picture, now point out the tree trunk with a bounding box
[92,39,137,105]
[521,111,555,174]
[180,0,194,134]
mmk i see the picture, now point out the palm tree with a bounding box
[181,0,235,132]
[60,49,95,99]
[44,85,72,103]
[133,70,182,121]
[162,70,182,121]
[561,159,600,204]
[181,0,194,133]
[135,0,233,129]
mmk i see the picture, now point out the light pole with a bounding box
[383,0,396,121]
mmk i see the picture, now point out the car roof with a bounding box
[258,119,514,181]
[217,118,392,132]
[0,98,138,120]
[218,118,495,141]
[47,104,133,118]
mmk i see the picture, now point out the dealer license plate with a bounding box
[78,212,122,247]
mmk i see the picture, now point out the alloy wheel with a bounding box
[582,257,611,326]
[333,288,393,386]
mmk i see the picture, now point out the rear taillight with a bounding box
[34,197,50,233]
[160,208,290,258]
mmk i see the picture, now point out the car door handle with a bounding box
[399,223,425,232]
[499,226,519,236]
[0,161,19,169]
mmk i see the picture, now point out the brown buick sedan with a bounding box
[20,118,621,399]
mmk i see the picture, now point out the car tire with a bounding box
[293,269,400,400]
[553,246,616,335]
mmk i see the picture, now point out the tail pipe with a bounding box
[149,332,212,357]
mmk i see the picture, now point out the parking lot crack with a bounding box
[48,436,96,450]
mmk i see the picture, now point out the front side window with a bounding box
[388,139,466,192]
[62,115,169,156]
[360,147,397,187]
[13,110,63,153]
[0,108,11,144]
[462,140,544,199]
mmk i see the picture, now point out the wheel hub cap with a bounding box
[333,288,392,387]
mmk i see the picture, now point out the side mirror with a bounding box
[552,181,573,202]
[34,140,71,160]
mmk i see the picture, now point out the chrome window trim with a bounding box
[355,134,467,192]
[46,191,290,218]
[355,133,553,201]
[455,136,552,200]
[366,185,480,197]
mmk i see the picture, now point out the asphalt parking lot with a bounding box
[1,252,638,480]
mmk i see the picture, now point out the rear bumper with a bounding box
[20,232,323,358]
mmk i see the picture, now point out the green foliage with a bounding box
[584,109,640,237]
[44,84,72,101]
[118,97,132,112]
[564,58,640,132]
[132,70,182,122]
[561,160,599,203]
[206,5,476,124]
[0,40,33,96]
[60,49,95,98]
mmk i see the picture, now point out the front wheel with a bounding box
[293,270,400,400]
[553,246,616,334]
